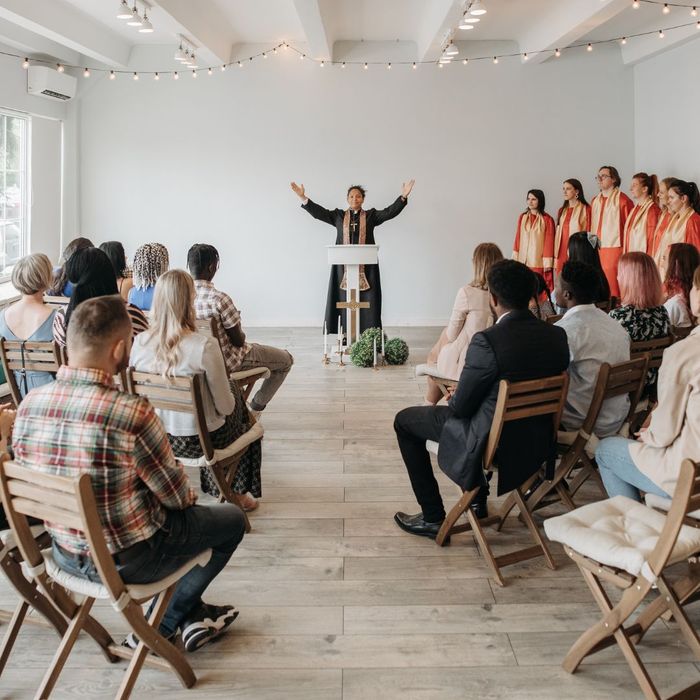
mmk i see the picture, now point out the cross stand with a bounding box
[336,289,370,348]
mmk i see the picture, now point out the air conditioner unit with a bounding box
[27,65,77,101]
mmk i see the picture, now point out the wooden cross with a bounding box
[337,288,370,343]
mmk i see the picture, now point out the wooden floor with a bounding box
[1,327,699,698]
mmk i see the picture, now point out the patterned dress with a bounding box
[608,305,670,394]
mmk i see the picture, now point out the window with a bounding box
[0,111,29,281]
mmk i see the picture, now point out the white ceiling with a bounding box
[0,0,698,68]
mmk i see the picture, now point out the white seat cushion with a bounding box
[178,421,264,468]
[426,440,439,456]
[645,492,700,520]
[544,496,700,577]
[0,525,45,560]
[557,430,600,459]
[40,547,212,604]
[415,364,456,381]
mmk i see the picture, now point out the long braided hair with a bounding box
[132,243,169,290]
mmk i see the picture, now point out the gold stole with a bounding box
[623,198,654,253]
[555,202,588,258]
[652,210,672,258]
[592,188,622,248]
[514,213,546,268]
[654,207,694,270]
[340,209,370,291]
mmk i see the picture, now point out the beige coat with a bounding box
[630,326,700,496]
[429,285,493,380]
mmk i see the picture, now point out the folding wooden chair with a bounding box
[0,460,210,699]
[0,339,61,406]
[544,458,700,700]
[428,373,569,587]
[670,325,692,343]
[194,318,271,402]
[414,364,457,401]
[523,356,649,514]
[629,335,672,428]
[126,369,261,531]
[42,296,69,310]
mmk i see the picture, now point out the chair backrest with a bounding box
[630,336,672,371]
[646,459,700,581]
[195,318,217,337]
[671,325,692,343]
[126,368,214,460]
[0,338,61,405]
[483,373,569,469]
[0,460,130,604]
[42,296,69,310]
[545,313,563,325]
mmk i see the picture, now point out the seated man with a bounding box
[394,260,570,538]
[187,244,294,417]
[12,296,246,652]
[554,261,631,436]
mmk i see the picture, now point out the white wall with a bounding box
[0,47,73,263]
[634,40,700,182]
[78,45,635,326]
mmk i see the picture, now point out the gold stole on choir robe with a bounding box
[514,212,546,268]
[592,188,623,248]
[340,209,370,291]
[555,202,588,259]
[654,207,694,272]
[651,210,672,259]
[623,198,655,253]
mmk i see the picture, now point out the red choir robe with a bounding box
[622,198,661,254]
[654,207,700,277]
[590,188,634,297]
[651,210,673,260]
[554,202,591,274]
[513,211,555,289]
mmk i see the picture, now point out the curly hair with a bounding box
[132,243,169,289]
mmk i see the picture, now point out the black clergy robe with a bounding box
[301,196,408,334]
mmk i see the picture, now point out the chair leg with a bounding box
[655,575,700,662]
[118,589,195,698]
[435,487,479,546]
[466,508,505,587]
[512,489,557,570]
[207,458,252,533]
[35,597,97,699]
[0,600,29,675]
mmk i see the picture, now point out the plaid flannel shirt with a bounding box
[194,280,250,374]
[12,366,194,554]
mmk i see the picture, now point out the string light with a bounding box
[273,47,278,54]
[412,62,417,69]
[493,56,498,64]
[173,71,179,80]
[523,52,529,60]
[22,57,29,69]
[154,72,159,80]
[555,48,561,57]
[438,62,444,69]
[462,58,469,65]
[387,62,392,69]
[238,61,243,68]
[587,43,593,51]
[697,19,700,27]
[341,61,346,68]
[300,54,305,60]
[220,64,226,71]
[621,36,627,44]
[56,63,64,73]
[659,28,665,37]
[262,52,267,59]
[632,0,640,6]
[83,67,90,77]
[133,71,139,80]
[693,6,698,17]
[364,62,368,70]
[109,70,116,80]
[192,69,197,77]
[320,60,325,67]
[663,3,670,13]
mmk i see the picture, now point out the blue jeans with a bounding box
[596,437,669,503]
[53,503,246,636]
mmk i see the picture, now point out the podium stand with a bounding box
[327,244,378,346]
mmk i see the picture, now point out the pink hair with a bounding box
[617,252,663,309]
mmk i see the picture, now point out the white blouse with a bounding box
[664,294,692,328]
[130,331,235,436]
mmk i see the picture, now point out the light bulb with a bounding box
[662,3,670,14]
[262,52,267,59]
[208,67,213,75]
[469,0,487,16]
[57,63,64,73]
[523,52,528,60]
[462,58,469,65]
[83,67,90,77]
[493,56,498,64]
[446,43,459,55]
[139,13,153,33]
[127,7,143,26]
[387,63,391,70]
[173,71,179,80]
[632,0,640,7]
[133,72,139,80]
[192,69,197,78]
[621,37,627,45]
[300,54,305,60]
[154,72,159,80]
[320,60,325,67]
[273,47,278,54]
[438,63,444,69]
[220,65,226,71]
[555,48,561,57]
[587,43,593,52]
[659,29,665,38]
[238,61,243,68]
[364,62,368,70]
[117,0,132,19]
[412,62,417,69]
[341,62,346,68]
[174,45,186,62]
[22,58,29,69]
[109,70,116,80]
[693,7,699,17]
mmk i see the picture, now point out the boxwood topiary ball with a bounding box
[349,337,374,368]
[384,337,409,365]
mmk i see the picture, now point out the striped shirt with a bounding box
[52,302,149,347]
[12,366,195,554]
[194,280,249,374]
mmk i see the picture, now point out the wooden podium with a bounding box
[327,244,379,346]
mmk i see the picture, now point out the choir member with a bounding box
[623,172,661,254]
[655,179,700,277]
[591,165,634,297]
[512,189,555,289]
[650,177,677,259]
[554,179,590,275]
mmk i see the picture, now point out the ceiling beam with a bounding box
[291,0,331,60]
[417,0,464,62]
[517,0,630,65]
[0,17,80,65]
[154,0,235,65]
[621,23,700,64]
[0,0,131,67]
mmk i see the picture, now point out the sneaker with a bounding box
[122,630,176,651]
[181,603,239,652]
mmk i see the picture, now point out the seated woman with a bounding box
[99,241,133,302]
[609,252,669,393]
[529,272,556,320]
[52,247,148,347]
[423,243,502,405]
[0,253,56,397]
[130,269,261,511]
[553,232,610,311]
[48,237,93,297]
[663,243,699,328]
[128,242,169,312]
[595,263,700,501]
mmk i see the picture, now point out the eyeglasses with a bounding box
[595,174,612,182]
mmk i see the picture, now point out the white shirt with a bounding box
[130,331,235,436]
[664,294,692,328]
[555,304,631,437]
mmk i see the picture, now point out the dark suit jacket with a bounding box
[437,309,570,495]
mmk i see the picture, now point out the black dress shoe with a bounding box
[394,512,445,540]
[470,499,489,520]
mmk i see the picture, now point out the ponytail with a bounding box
[669,179,700,214]
[633,172,659,202]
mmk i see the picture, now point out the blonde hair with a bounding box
[12,253,54,296]
[148,269,196,376]
[471,243,504,289]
